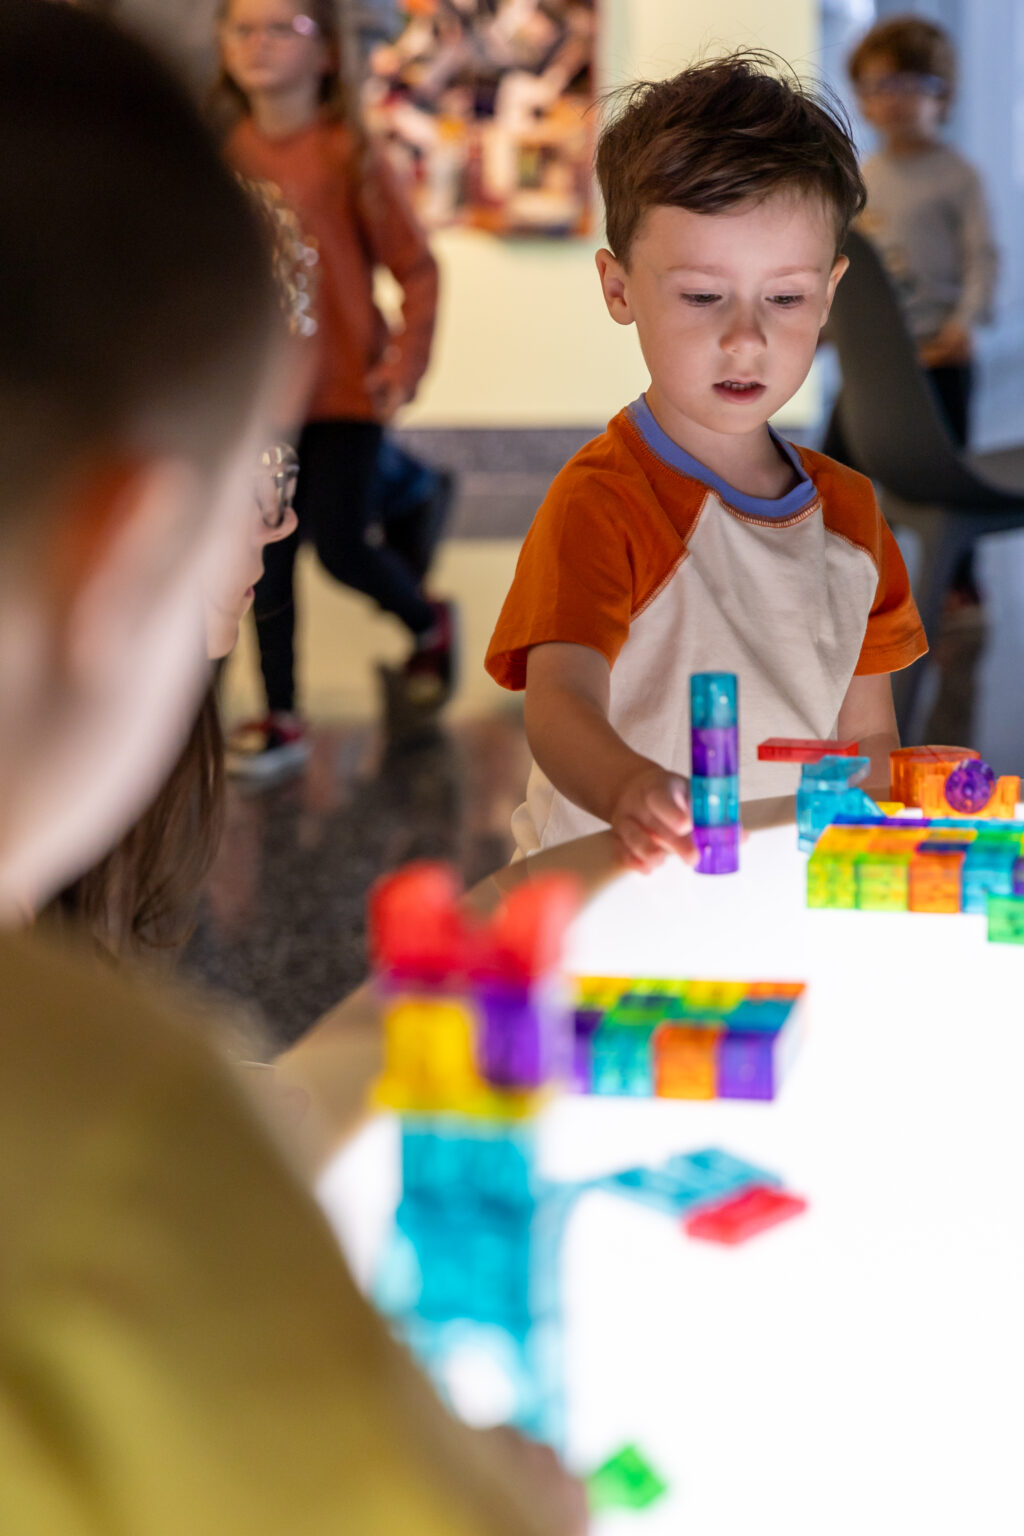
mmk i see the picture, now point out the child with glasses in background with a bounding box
[214,0,456,781]
[840,15,998,613]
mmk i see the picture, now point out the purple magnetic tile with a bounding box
[944,758,996,813]
[1014,858,1024,897]
[694,823,740,875]
[479,989,544,1088]
[691,726,738,778]
[572,1010,601,1093]
[717,1032,776,1100]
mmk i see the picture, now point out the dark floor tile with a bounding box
[183,712,531,1052]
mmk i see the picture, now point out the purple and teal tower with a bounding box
[690,671,740,875]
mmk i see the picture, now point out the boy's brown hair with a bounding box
[596,51,865,264]
[848,15,955,101]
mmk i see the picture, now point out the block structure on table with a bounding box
[368,864,811,1451]
[805,815,1024,934]
[370,862,581,1446]
[571,976,806,1102]
[690,671,740,875]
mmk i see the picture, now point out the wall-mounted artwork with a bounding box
[363,0,596,237]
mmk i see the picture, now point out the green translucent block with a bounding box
[987,894,1024,944]
[587,1443,669,1513]
[808,883,856,910]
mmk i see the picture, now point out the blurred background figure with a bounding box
[827,14,998,605]
[214,0,457,783]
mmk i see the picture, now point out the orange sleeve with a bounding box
[800,446,928,677]
[485,469,639,691]
[855,512,929,675]
[356,146,438,400]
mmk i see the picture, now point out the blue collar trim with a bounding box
[627,395,816,520]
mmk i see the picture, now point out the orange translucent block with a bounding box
[654,1025,720,1100]
[908,854,964,914]
[747,981,806,1001]
[890,745,979,808]
[918,773,1021,820]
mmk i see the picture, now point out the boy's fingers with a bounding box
[615,817,665,871]
[646,781,692,836]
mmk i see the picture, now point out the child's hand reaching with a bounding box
[611,763,696,873]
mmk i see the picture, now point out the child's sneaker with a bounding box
[225,713,311,782]
[402,598,459,706]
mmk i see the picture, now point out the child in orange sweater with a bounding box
[217,0,455,778]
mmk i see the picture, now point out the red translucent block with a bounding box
[757,737,859,763]
[369,862,468,980]
[370,862,582,984]
[684,1185,808,1245]
[484,876,581,981]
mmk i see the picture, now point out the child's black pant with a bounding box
[253,419,435,715]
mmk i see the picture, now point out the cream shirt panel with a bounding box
[511,492,881,858]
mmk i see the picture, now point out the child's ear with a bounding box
[820,253,850,326]
[595,248,634,326]
[45,454,203,681]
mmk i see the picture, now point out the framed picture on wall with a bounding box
[362,0,597,237]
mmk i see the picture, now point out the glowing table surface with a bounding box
[313,822,1024,1535]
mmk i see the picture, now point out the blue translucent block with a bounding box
[726,998,791,1032]
[691,725,739,777]
[600,1146,780,1216]
[691,672,737,730]
[591,1025,657,1096]
[691,774,740,828]
[796,754,874,851]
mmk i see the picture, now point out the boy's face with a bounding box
[855,53,946,146]
[596,193,846,459]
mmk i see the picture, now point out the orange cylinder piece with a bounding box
[889,745,979,808]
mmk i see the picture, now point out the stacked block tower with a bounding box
[370,864,581,1446]
[690,671,740,874]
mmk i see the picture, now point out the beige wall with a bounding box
[403,0,819,428]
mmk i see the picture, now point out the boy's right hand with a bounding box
[610,764,696,873]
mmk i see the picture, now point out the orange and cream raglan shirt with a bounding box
[486,396,927,857]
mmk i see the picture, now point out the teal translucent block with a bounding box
[796,755,873,851]
[591,1023,658,1096]
[691,773,740,827]
[690,671,737,730]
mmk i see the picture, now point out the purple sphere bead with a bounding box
[944,757,996,814]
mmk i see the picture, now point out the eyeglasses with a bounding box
[857,72,947,99]
[222,16,320,44]
[255,443,299,529]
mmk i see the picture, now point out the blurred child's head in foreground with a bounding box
[0,0,280,917]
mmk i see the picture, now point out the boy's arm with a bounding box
[525,641,695,871]
[836,671,900,799]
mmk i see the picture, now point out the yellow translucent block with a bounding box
[815,827,868,853]
[685,980,746,1013]
[371,1077,551,1121]
[874,801,905,816]
[380,997,480,1096]
[573,975,634,1008]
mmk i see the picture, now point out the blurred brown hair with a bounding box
[47,689,225,959]
[848,15,956,102]
[596,51,866,264]
[0,0,278,527]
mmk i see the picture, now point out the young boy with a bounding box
[0,4,581,1532]
[486,54,928,871]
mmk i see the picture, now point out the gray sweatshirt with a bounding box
[859,143,998,341]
